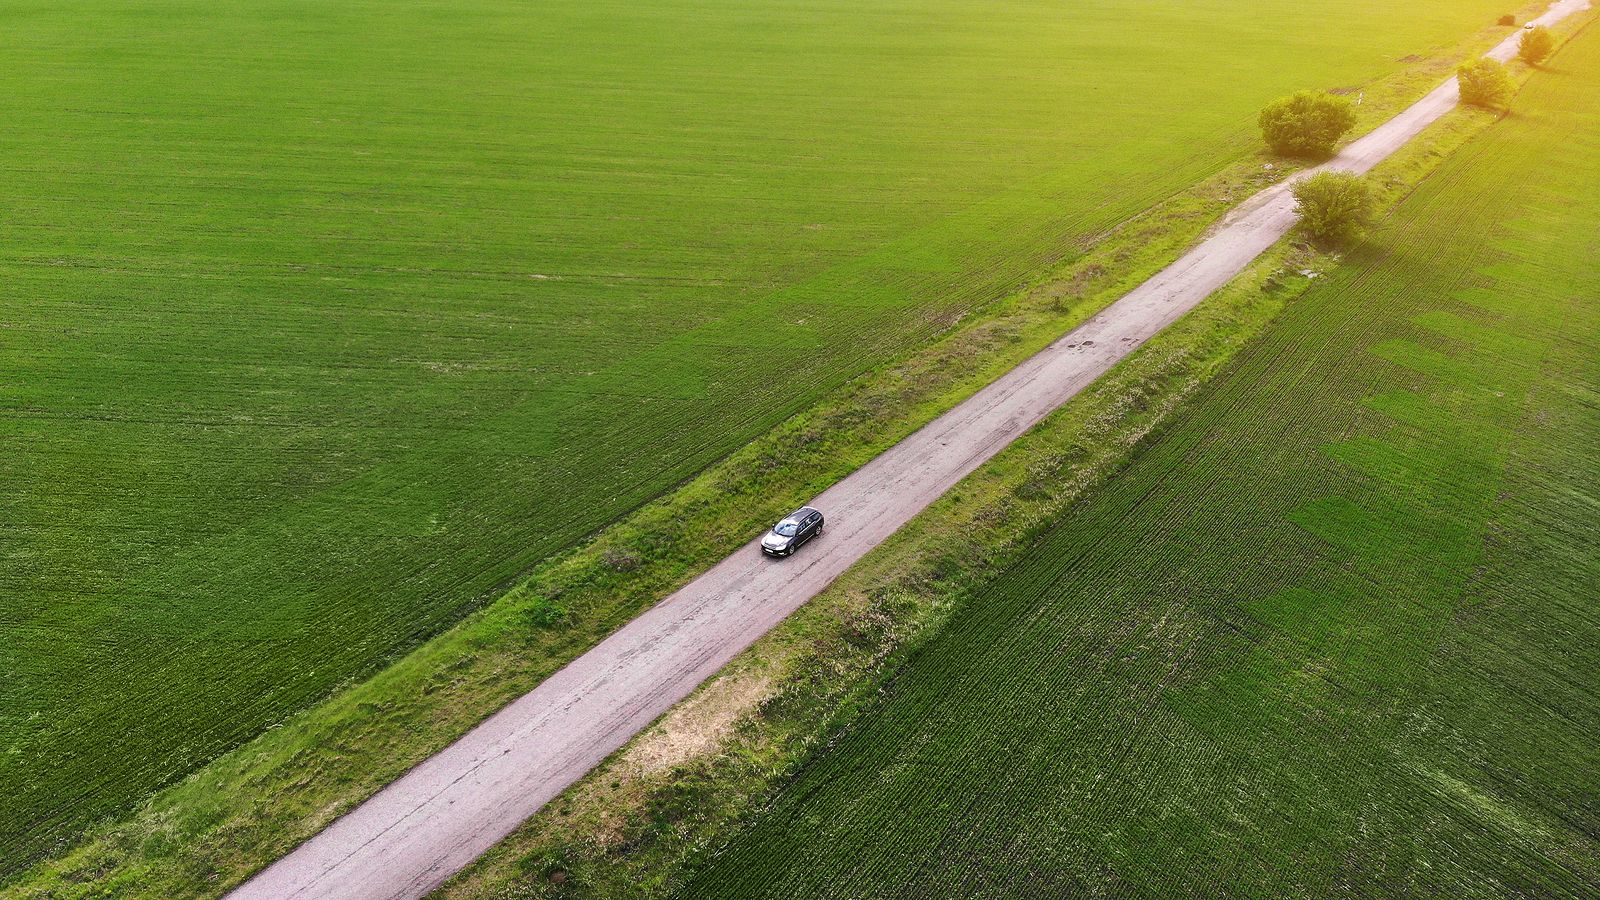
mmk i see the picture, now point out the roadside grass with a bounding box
[9,5,1581,897]
[672,23,1600,898]
[1,0,1539,866]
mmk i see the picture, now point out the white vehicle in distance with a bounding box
[761,506,824,557]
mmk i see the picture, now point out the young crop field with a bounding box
[0,0,1526,870]
[685,27,1600,898]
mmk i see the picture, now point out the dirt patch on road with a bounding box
[620,673,775,779]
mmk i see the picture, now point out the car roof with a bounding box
[784,506,819,520]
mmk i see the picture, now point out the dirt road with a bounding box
[229,4,1589,897]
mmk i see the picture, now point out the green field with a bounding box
[0,0,1521,869]
[686,27,1600,898]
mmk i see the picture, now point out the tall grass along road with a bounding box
[229,2,1592,897]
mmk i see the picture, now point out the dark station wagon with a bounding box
[761,506,825,557]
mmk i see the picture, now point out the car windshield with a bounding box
[774,520,799,537]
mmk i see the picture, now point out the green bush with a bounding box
[524,595,570,629]
[1291,171,1375,245]
[1259,91,1358,158]
[1519,26,1555,65]
[1458,58,1514,108]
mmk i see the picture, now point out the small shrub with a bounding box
[1258,91,1358,158]
[525,595,570,628]
[1458,58,1514,108]
[1498,14,1515,26]
[600,546,642,572]
[1519,26,1555,65]
[1291,172,1375,246]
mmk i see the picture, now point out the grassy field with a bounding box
[0,0,1525,870]
[684,26,1600,898]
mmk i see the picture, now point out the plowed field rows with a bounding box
[687,27,1600,898]
[0,0,1520,868]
